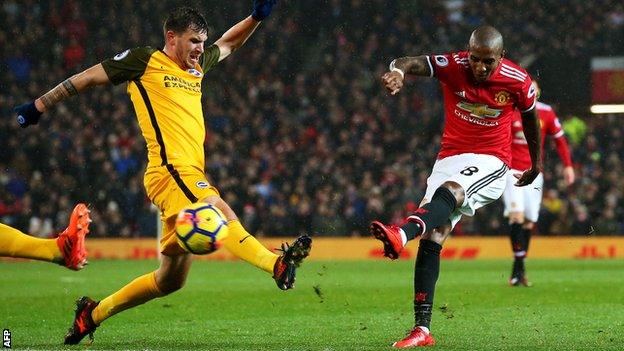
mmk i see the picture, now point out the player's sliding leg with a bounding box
[206,196,312,290]
[370,184,459,259]
[64,253,190,344]
[0,203,91,270]
[224,219,312,290]
[223,219,280,272]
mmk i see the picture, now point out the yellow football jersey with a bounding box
[101,45,219,170]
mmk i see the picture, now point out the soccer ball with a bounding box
[175,202,229,255]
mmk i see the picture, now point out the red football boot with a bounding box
[56,203,91,270]
[369,221,404,260]
[392,327,436,348]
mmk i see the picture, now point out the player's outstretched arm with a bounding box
[515,108,543,186]
[381,56,431,95]
[214,0,277,62]
[14,64,111,128]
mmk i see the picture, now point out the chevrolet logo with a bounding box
[456,101,502,118]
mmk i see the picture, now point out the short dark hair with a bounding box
[163,7,209,35]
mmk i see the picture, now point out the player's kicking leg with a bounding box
[370,186,458,260]
[0,203,90,269]
[370,221,407,259]
[370,184,462,348]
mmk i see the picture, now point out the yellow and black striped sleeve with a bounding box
[199,44,220,73]
[101,47,157,85]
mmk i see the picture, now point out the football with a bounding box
[175,202,229,255]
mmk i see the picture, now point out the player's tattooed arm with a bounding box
[35,63,111,112]
[515,108,543,186]
[391,56,432,77]
[39,79,78,111]
[382,56,431,95]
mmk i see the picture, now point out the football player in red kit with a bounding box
[504,81,574,287]
[370,25,542,348]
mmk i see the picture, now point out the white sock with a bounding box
[417,326,430,334]
[399,228,408,246]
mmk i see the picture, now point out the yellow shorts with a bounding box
[144,165,220,256]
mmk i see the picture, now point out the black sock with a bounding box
[518,227,532,276]
[413,239,442,329]
[401,187,457,241]
[513,257,525,278]
[522,227,532,252]
[401,221,421,241]
[510,223,526,277]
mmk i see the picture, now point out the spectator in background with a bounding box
[1,0,623,238]
[63,37,86,70]
[6,50,31,81]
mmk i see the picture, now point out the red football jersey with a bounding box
[427,51,536,165]
[511,101,569,170]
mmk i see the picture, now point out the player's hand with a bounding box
[251,0,277,21]
[514,167,541,187]
[563,166,575,186]
[381,71,404,95]
[14,102,43,128]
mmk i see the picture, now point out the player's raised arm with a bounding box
[14,64,110,128]
[381,56,431,95]
[515,107,542,186]
[214,0,277,62]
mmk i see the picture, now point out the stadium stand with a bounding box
[1,0,623,237]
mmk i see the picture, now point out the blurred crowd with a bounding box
[1,0,623,238]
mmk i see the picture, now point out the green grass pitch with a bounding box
[1,259,623,350]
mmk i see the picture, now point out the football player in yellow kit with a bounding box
[14,1,311,345]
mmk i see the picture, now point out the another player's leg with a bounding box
[56,203,92,270]
[0,203,90,270]
[508,213,525,285]
[392,226,450,348]
[64,253,190,344]
[370,183,459,260]
[508,171,539,287]
[206,196,312,290]
[509,219,533,287]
